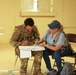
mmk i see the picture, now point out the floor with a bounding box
[0,43,75,75]
[0,43,50,75]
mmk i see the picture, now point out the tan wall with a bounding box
[0,0,76,43]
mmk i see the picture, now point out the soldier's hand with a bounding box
[35,40,43,45]
[35,40,40,44]
[21,40,28,46]
[28,42,34,45]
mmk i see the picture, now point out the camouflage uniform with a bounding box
[10,24,43,75]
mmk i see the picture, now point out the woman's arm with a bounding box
[39,43,62,51]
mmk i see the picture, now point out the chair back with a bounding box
[66,33,76,43]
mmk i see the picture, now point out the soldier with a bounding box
[10,18,43,75]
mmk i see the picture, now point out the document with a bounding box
[19,45,45,51]
[20,50,31,58]
[19,45,45,58]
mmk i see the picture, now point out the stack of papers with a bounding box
[19,45,45,51]
[19,45,45,58]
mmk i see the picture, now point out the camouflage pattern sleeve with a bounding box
[10,26,22,47]
[33,25,40,41]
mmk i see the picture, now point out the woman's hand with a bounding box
[39,43,47,47]
[35,39,45,45]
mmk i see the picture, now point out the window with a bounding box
[21,0,55,17]
[21,0,38,12]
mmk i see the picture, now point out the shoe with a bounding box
[47,69,57,75]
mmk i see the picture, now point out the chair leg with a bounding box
[74,57,76,69]
[53,59,65,69]
[61,59,65,66]
[53,60,56,68]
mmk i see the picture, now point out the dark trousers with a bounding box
[43,47,72,71]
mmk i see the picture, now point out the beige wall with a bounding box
[0,0,76,43]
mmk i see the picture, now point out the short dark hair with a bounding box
[24,18,34,26]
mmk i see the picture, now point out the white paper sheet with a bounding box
[19,45,45,58]
[19,45,45,51]
[20,49,31,58]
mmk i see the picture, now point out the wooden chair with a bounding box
[53,33,76,69]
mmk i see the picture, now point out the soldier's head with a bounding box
[24,18,34,32]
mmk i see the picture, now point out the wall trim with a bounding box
[20,11,55,17]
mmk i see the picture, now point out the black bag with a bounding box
[73,70,76,75]
[61,45,75,57]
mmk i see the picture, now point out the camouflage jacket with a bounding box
[10,24,40,47]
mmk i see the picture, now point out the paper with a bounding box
[19,45,45,58]
[19,45,45,51]
[20,49,31,58]
[31,45,45,51]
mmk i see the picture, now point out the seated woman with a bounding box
[37,20,73,74]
